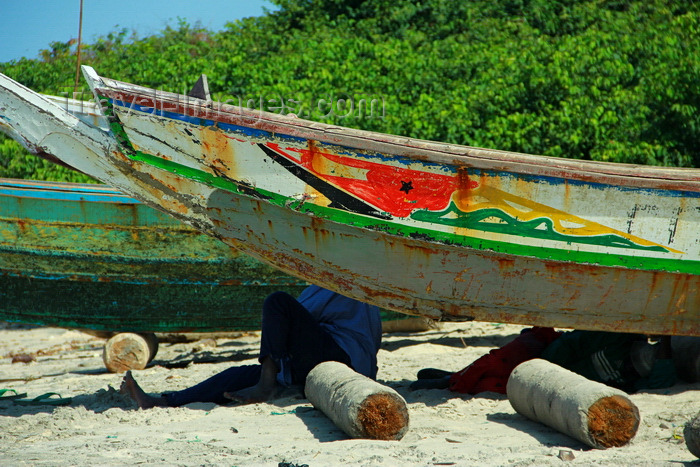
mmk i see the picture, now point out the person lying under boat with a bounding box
[411,327,676,394]
[120,285,382,408]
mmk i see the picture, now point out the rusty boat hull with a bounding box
[0,68,698,335]
[0,178,307,332]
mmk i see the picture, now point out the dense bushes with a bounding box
[1,0,698,181]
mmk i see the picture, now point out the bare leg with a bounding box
[119,370,169,409]
[224,356,280,404]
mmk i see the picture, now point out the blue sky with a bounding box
[0,0,277,63]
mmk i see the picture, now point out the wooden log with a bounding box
[103,332,159,373]
[304,361,409,440]
[686,411,700,458]
[506,359,640,449]
[671,336,700,383]
[381,317,441,334]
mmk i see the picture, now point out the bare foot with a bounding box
[119,370,168,409]
[224,382,279,404]
[224,355,280,404]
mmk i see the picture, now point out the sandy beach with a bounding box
[1,320,698,466]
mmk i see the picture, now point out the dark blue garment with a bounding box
[295,285,382,380]
[164,287,379,406]
[259,289,354,386]
[165,365,262,406]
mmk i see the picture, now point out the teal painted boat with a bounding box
[0,69,697,336]
[0,177,308,332]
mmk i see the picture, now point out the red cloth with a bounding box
[448,327,561,394]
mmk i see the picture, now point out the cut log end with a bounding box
[381,317,441,334]
[358,392,409,440]
[305,361,410,440]
[587,395,640,448]
[507,359,640,449]
[103,332,158,373]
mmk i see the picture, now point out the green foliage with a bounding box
[0,135,94,182]
[1,0,699,182]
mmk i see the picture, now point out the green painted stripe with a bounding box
[412,203,670,253]
[126,150,700,275]
[101,101,698,275]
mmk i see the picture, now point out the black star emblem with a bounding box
[399,180,414,194]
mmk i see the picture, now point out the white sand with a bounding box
[1,321,697,466]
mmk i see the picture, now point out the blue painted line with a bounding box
[0,180,120,194]
[110,99,699,199]
[111,98,287,140]
[0,187,139,204]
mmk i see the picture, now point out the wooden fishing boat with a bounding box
[0,177,307,332]
[0,68,697,336]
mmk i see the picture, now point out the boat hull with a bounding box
[211,187,698,335]
[1,69,697,335]
[0,275,305,333]
[0,178,307,332]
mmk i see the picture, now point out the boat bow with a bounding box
[1,68,698,335]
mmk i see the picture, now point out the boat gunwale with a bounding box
[0,179,144,207]
[0,178,112,192]
[92,72,700,193]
